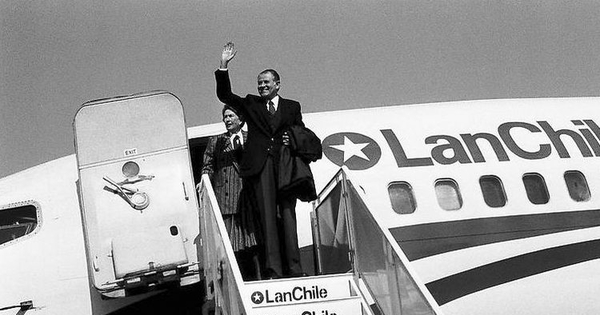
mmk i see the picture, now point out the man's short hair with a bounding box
[259,69,280,83]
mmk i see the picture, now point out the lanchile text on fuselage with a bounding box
[381,120,600,167]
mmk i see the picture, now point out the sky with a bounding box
[2,0,600,178]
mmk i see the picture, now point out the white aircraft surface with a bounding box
[2,92,600,314]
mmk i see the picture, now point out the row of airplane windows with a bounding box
[388,170,591,214]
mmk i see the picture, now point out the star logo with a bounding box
[322,132,381,170]
[251,291,264,304]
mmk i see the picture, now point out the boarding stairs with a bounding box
[197,168,444,315]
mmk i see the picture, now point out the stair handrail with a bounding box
[198,174,252,314]
[312,168,355,275]
[313,167,445,315]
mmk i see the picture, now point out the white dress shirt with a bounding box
[268,95,280,112]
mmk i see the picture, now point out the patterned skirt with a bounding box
[223,186,261,252]
[223,213,258,252]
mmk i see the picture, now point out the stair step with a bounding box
[244,274,355,308]
[248,296,363,315]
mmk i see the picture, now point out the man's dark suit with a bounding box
[215,69,305,277]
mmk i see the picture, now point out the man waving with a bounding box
[214,42,306,279]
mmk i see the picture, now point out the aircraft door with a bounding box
[74,91,200,297]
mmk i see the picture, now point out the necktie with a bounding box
[233,135,241,150]
[268,100,276,115]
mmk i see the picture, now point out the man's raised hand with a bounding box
[220,42,237,69]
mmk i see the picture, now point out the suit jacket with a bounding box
[278,126,322,202]
[215,69,305,177]
[288,125,322,162]
[201,131,247,214]
[278,146,317,202]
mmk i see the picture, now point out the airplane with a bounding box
[2,91,600,314]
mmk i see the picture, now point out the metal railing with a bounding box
[198,174,251,315]
[313,168,444,315]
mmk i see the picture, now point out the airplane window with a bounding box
[0,202,39,247]
[388,182,416,214]
[479,175,506,207]
[522,173,550,205]
[564,171,591,202]
[435,179,463,210]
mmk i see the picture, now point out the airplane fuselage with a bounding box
[3,97,600,314]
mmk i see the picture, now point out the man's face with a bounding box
[257,72,279,100]
[223,109,242,133]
